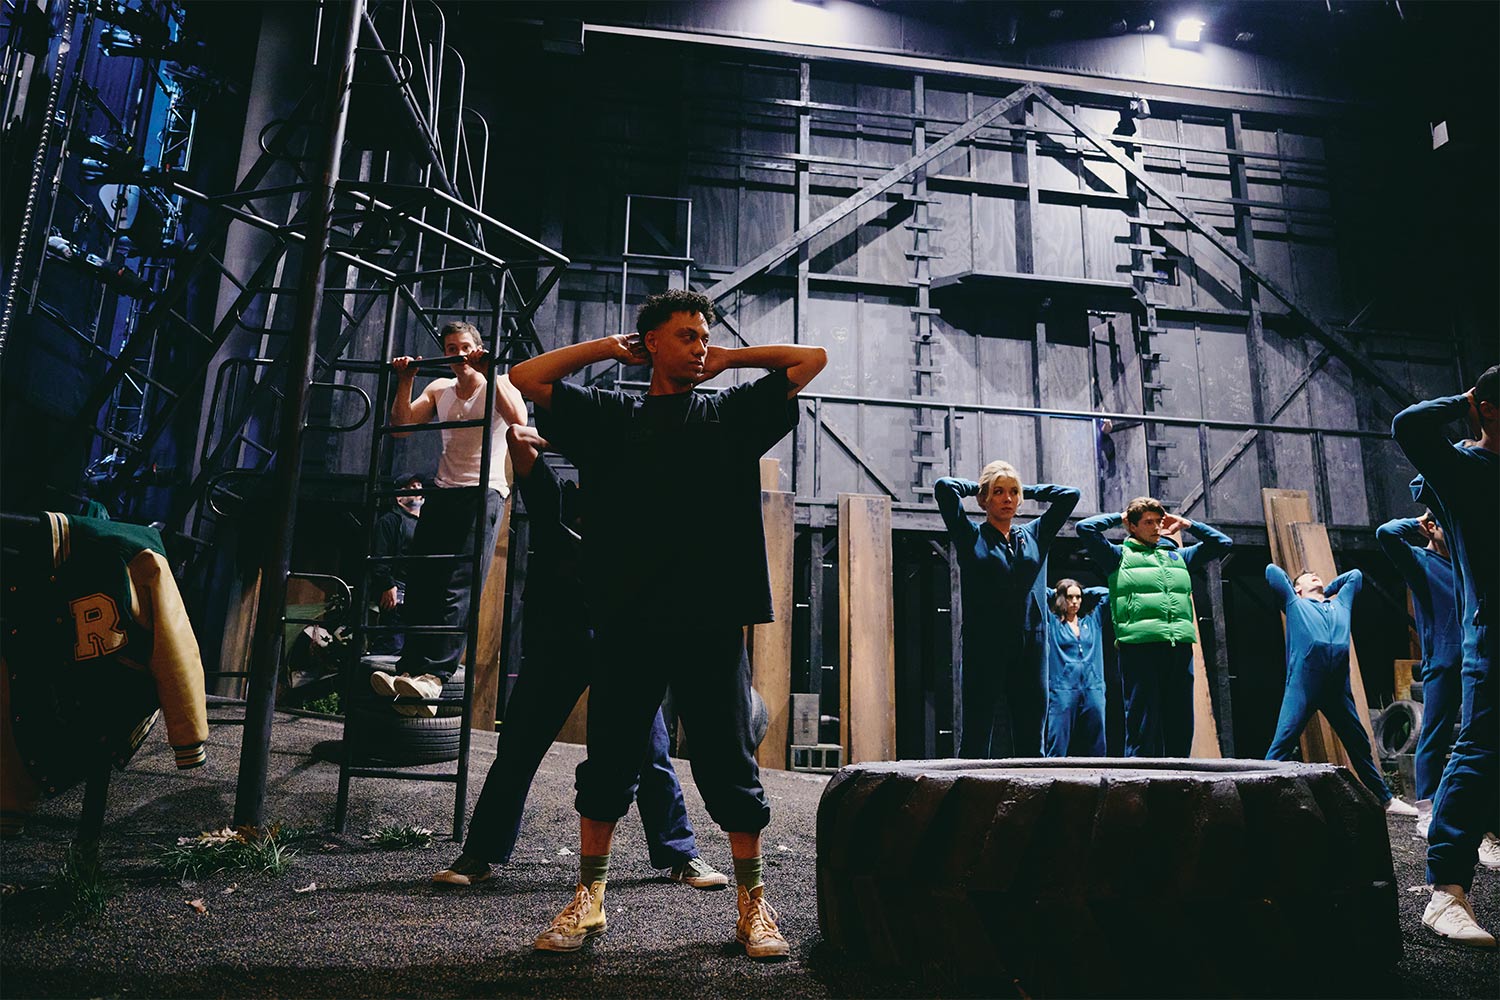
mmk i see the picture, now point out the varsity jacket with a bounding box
[2,513,209,834]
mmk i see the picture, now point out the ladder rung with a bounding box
[911,364,941,373]
[909,306,942,316]
[1142,382,1168,391]
[127,366,180,398]
[904,222,944,231]
[904,250,945,259]
[911,455,940,465]
[1130,270,1170,281]
[1124,243,1163,253]
[1146,439,1177,449]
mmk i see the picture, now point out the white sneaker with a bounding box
[1423,885,1498,948]
[393,673,444,717]
[1415,798,1433,840]
[369,670,398,698]
[1480,833,1500,871]
[1385,797,1419,818]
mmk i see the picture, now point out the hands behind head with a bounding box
[699,344,730,382]
[609,333,650,367]
[1160,512,1192,535]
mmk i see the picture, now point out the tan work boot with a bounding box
[735,884,789,960]
[534,881,607,952]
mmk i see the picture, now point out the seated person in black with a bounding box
[431,424,727,890]
[508,288,826,960]
[366,471,423,655]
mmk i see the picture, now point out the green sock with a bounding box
[579,852,610,887]
[732,855,763,892]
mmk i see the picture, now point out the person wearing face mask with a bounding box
[367,472,424,655]
[935,463,1081,758]
[1076,497,1231,757]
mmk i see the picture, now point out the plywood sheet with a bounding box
[472,491,513,732]
[750,490,795,769]
[838,494,896,763]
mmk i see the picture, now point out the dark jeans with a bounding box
[1427,622,1498,892]
[959,631,1046,758]
[397,487,503,681]
[1265,657,1392,803]
[1118,641,1195,757]
[576,622,769,834]
[1415,654,1463,802]
[463,616,696,867]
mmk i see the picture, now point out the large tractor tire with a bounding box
[1371,699,1423,760]
[816,758,1400,998]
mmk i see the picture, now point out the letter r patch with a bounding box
[71,593,127,659]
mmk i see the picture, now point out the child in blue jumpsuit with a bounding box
[1376,493,1462,831]
[1043,580,1110,757]
[1394,370,1499,948]
[1263,564,1403,810]
[936,468,1080,757]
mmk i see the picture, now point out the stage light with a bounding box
[1133,18,1155,32]
[1234,30,1255,42]
[1174,17,1205,43]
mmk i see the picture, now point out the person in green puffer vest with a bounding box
[1076,497,1232,757]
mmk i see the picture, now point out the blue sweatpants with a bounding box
[1426,623,1499,892]
[1415,655,1463,802]
[1043,686,1106,757]
[1118,641,1194,757]
[463,618,696,868]
[1265,658,1392,803]
[960,630,1047,758]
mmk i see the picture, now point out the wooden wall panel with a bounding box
[970,192,1020,273]
[929,189,972,279]
[859,293,912,400]
[751,489,795,769]
[1043,417,1098,510]
[815,402,866,497]
[686,171,740,269]
[1290,240,1344,319]
[808,190,861,276]
[974,135,1021,184]
[930,315,977,409]
[1034,200,1085,278]
[737,186,794,268]
[1032,100,1081,190]
[1082,204,1130,282]
[805,289,859,394]
[1073,106,1127,192]
[1249,233,1293,315]
[838,494,897,764]
[856,198,913,285]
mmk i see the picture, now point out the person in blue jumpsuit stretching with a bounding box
[431,424,726,892]
[1377,496,1463,837]
[1043,580,1110,757]
[1262,564,1414,816]
[1394,365,1500,948]
[1076,500,1231,757]
[936,464,1080,757]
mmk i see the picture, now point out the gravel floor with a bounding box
[1,713,1495,998]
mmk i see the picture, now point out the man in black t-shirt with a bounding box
[509,288,826,960]
[367,472,423,655]
[430,423,728,891]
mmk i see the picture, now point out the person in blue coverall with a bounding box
[1076,499,1231,757]
[935,465,1080,757]
[1376,499,1463,836]
[1393,365,1500,948]
[1262,564,1414,817]
[1043,580,1110,757]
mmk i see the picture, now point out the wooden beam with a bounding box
[1032,88,1415,408]
[750,489,795,769]
[704,84,1040,303]
[838,494,896,764]
[472,491,514,733]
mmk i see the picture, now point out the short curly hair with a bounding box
[636,289,716,335]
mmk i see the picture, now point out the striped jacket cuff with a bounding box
[173,742,207,769]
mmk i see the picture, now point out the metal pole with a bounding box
[234,0,365,828]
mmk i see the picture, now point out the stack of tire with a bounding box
[344,655,464,765]
[817,758,1400,998]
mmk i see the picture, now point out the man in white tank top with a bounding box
[370,321,526,715]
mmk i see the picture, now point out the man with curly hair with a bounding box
[509,289,827,960]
